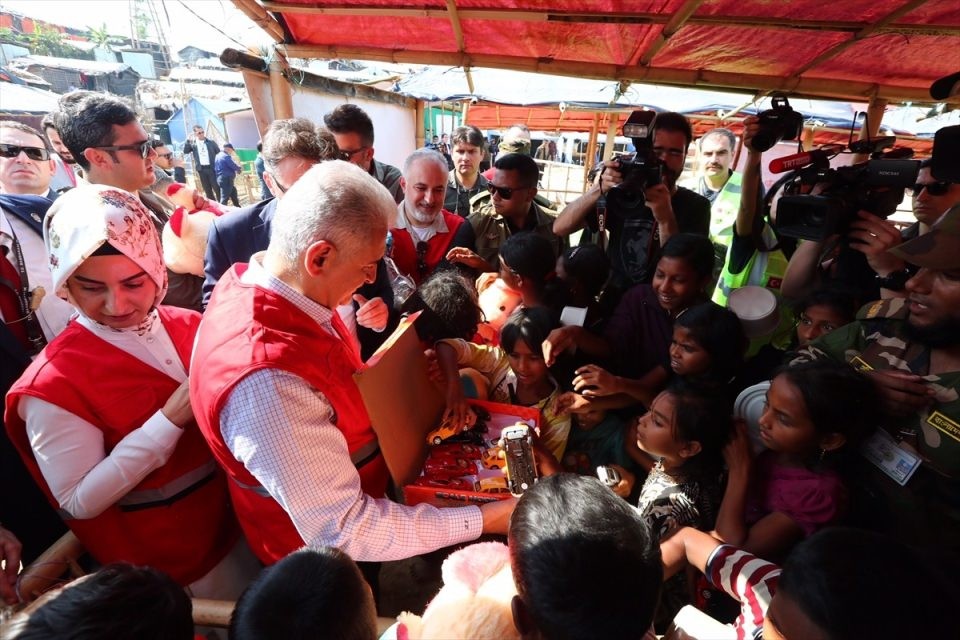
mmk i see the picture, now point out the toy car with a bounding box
[430,443,483,459]
[426,407,477,446]
[480,446,505,471]
[476,475,510,494]
[412,476,479,492]
[423,456,477,479]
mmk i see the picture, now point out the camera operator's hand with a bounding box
[597,160,623,194]
[741,115,762,154]
[847,210,906,277]
[644,183,678,240]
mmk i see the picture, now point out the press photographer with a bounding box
[776,131,930,303]
[553,111,711,303]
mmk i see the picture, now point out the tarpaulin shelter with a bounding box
[229,0,956,162]
[231,0,959,105]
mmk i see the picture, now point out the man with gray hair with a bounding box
[203,117,335,304]
[391,148,475,284]
[191,160,512,569]
[203,118,394,359]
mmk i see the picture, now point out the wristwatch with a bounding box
[875,268,912,291]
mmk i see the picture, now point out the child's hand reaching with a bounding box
[607,463,635,499]
[724,419,753,478]
[556,391,594,415]
[573,364,620,397]
[442,384,472,432]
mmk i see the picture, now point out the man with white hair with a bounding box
[391,148,475,284]
[191,161,512,568]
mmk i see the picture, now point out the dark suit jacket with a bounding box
[182,138,220,169]
[203,198,397,360]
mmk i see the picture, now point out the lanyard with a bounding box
[4,225,48,354]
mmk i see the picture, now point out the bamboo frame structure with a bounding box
[257,2,960,36]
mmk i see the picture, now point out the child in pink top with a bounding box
[715,360,882,563]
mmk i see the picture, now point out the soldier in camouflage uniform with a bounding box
[446,153,565,273]
[791,203,960,553]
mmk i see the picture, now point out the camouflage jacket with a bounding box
[792,298,960,480]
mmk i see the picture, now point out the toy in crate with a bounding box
[409,400,540,505]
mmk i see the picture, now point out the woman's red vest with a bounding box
[4,307,238,586]
[190,265,388,565]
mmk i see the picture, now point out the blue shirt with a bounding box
[214,151,241,180]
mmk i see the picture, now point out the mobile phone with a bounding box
[501,424,538,497]
[596,465,621,488]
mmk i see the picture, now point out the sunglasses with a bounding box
[416,240,429,275]
[487,183,529,200]
[338,147,368,161]
[93,140,152,159]
[157,152,173,160]
[0,143,51,161]
[911,181,951,196]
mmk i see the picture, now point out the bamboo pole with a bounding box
[277,44,945,104]
[16,532,85,602]
[602,117,618,162]
[233,0,285,41]
[192,599,235,627]
[583,113,600,187]
[852,97,889,163]
[632,0,706,67]
[784,0,929,82]
[416,99,426,148]
[269,56,294,120]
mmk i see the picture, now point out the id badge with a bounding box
[860,429,922,487]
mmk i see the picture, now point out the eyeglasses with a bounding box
[416,241,429,276]
[911,181,951,196]
[338,147,369,161]
[653,146,686,159]
[157,152,173,160]
[487,183,529,200]
[93,140,152,159]
[0,144,50,161]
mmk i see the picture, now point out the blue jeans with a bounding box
[217,175,239,206]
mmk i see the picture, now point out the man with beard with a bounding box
[391,149,475,285]
[791,204,960,554]
[554,112,710,300]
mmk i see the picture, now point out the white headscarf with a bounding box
[43,184,168,308]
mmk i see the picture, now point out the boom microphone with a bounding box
[769,145,844,174]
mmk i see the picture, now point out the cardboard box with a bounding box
[353,314,539,506]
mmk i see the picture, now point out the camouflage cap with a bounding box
[889,203,960,269]
[499,137,531,154]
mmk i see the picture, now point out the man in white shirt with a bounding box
[191,161,513,568]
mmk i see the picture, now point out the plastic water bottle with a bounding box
[384,255,416,308]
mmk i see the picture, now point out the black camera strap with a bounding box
[596,193,607,251]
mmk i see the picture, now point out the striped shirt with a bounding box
[705,544,781,640]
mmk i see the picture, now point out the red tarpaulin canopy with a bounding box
[233,0,960,104]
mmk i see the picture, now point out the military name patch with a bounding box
[928,411,960,444]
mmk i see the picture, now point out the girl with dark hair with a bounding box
[549,233,715,410]
[623,380,733,627]
[670,301,748,388]
[793,286,858,347]
[436,306,570,459]
[715,360,883,562]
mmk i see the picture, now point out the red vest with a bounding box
[4,307,238,586]
[391,210,465,285]
[190,265,388,565]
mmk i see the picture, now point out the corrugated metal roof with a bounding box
[0,81,61,114]
[10,54,135,76]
